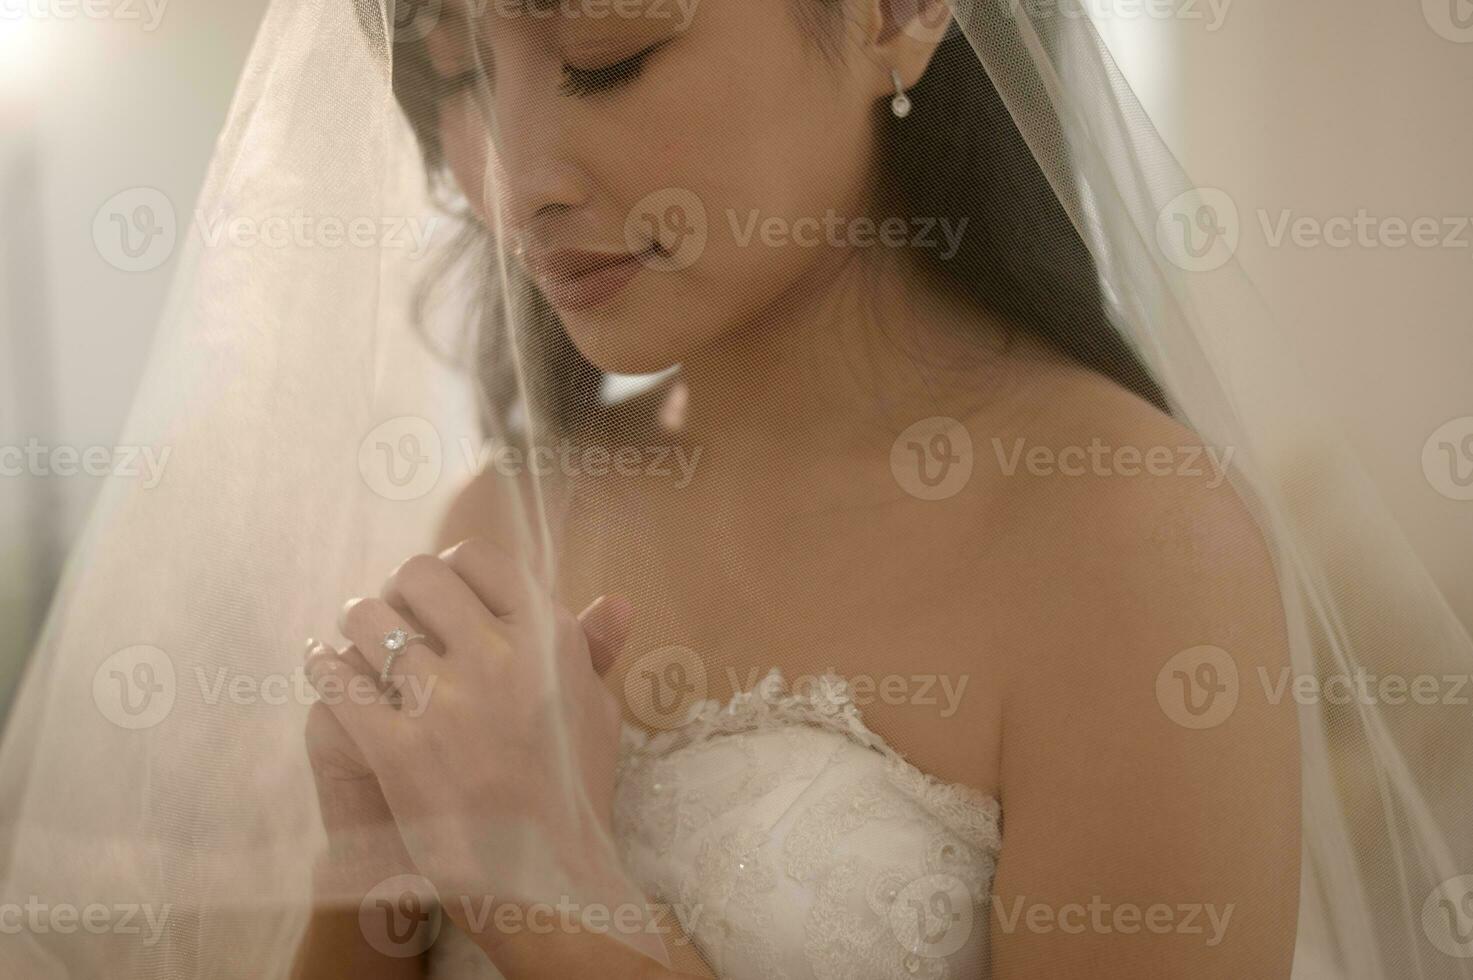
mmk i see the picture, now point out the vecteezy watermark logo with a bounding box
[719,666,972,719]
[889,873,975,959]
[1422,416,1473,501]
[0,898,173,943]
[1155,645,1239,729]
[360,874,442,958]
[1257,667,1473,707]
[1156,187,1240,272]
[192,210,439,259]
[451,894,703,944]
[441,890,707,943]
[1003,0,1233,31]
[623,190,969,270]
[209,663,438,717]
[1,0,170,31]
[93,187,177,273]
[92,645,177,730]
[459,435,703,488]
[991,437,1234,487]
[725,210,968,260]
[484,0,701,29]
[623,645,707,729]
[891,416,975,501]
[0,439,171,487]
[625,187,708,272]
[1164,198,1473,266]
[992,894,1234,944]
[359,416,443,502]
[1423,0,1473,42]
[1423,874,1473,958]
[93,657,433,726]
[1258,209,1473,252]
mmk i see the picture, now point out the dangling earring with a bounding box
[890,69,912,118]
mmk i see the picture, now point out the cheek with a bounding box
[649,77,876,287]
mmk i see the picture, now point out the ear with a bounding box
[857,0,954,100]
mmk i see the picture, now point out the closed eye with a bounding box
[561,39,667,98]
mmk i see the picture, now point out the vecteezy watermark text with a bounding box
[992,895,1233,945]
[0,898,171,944]
[193,210,438,260]
[0,439,170,488]
[726,209,969,261]
[1,0,168,31]
[460,436,703,488]
[992,437,1234,488]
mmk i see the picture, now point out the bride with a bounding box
[2,1,1469,979]
[293,1,1303,976]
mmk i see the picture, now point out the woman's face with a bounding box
[425,0,891,375]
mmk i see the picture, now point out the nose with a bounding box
[487,97,592,250]
[500,160,589,253]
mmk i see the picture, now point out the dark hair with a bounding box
[874,22,1168,412]
[380,4,1168,435]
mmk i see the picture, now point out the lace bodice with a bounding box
[428,669,1003,979]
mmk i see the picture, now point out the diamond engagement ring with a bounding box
[379,627,429,685]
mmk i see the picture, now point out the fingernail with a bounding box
[305,645,335,691]
[581,596,612,635]
[595,594,635,632]
[304,640,332,667]
[337,597,363,635]
[606,594,635,623]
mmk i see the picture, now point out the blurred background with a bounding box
[0,0,1469,721]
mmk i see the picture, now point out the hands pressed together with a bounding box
[300,536,671,972]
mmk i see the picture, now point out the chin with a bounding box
[557,296,725,377]
[557,309,690,377]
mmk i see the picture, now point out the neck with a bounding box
[674,249,1008,468]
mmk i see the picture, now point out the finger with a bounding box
[382,552,505,648]
[580,594,635,676]
[337,643,379,678]
[339,643,405,709]
[337,597,443,706]
[305,635,385,702]
[304,702,373,781]
[304,638,401,765]
[438,536,535,620]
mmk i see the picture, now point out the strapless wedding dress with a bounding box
[428,669,1002,979]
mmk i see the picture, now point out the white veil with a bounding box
[1,0,1470,977]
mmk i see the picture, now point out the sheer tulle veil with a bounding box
[0,0,1470,977]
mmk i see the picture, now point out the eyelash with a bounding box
[432,39,666,103]
[560,41,663,98]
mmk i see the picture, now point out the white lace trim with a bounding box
[618,667,1002,852]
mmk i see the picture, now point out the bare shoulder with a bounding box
[974,364,1301,976]
[980,361,1276,600]
[970,361,1290,709]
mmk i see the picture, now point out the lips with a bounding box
[528,248,631,280]
[525,245,658,313]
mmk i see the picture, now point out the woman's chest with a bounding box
[555,489,1007,798]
